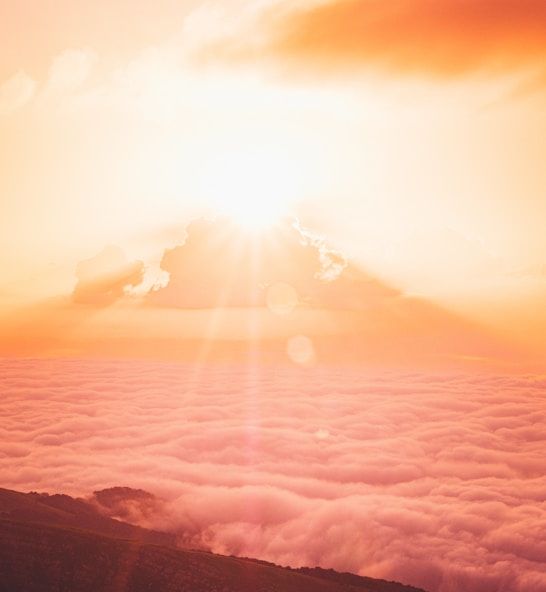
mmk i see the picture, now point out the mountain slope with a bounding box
[0,517,427,592]
[0,487,175,546]
[0,487,428,592]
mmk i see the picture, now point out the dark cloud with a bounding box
[266,0,546,78]
[73,245,144,305]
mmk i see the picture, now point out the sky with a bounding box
[2,1,546,590]
[2,0,546,364]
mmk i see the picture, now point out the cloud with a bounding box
[0,215,522,365]
[0,1,193,85]
[255,0,546,79]
[43,48,97,96]
[147,216,348,308]
[2,358,546,591]
[0,48,96,115]
[0,70,36,115]
[182,3,255,53]
[73,245,145,305]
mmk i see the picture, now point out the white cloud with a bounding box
[43,48,97,96]
[0,70,36,115]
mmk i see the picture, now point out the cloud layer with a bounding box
[268,0,546,78]
[2,357,546,591]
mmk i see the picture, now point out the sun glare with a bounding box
[197,144,301,232]
[223,198,284,231]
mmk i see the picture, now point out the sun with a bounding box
[222,197,285,231]
[196,143,301,232]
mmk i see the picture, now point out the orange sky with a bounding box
[1,0,546,368]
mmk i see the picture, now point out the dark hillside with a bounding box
[0,487,175,546]
[0,488,429,592]
[0,517,429,592]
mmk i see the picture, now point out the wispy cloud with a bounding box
[0,70,36,115]
[42,48,97,96]
[73,245,145,305]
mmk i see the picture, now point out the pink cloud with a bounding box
[2,358,546,591]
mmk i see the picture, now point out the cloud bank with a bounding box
[2,357,546,591]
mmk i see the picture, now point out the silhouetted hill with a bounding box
[0,487,428,592]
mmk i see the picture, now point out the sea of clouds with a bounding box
[2,357,546,591]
